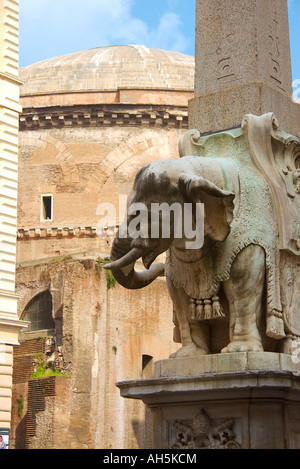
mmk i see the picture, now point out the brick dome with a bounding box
[19,45,195,108]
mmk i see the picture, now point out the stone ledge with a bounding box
[17,226,101,240]
[117,353,300,403]
[154,352,300,378]
[117,366,300,406]
[19,104,189,131]
[117,352,300,404]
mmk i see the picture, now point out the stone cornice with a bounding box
[0,71,24,86]
[17,225,120,240]
[19,104,189,130]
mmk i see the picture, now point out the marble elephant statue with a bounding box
[105,142,300,357]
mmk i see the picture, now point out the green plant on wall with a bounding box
[106,269,116,290]
[49,255,73,264]
[30,359,70,380]
[17,395,24,417]
[97,258,116,290]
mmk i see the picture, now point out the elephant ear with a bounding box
[180,176,235,242]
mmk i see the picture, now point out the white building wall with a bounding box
[0,0,27,432]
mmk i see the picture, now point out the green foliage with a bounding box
[96,258,105,271]
[96,258,117,290]
[106,270,116,290]
[30,359,70,380]
[17,395,24,418]
[49,255,73,264]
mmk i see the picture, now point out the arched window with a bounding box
[21,291,55,332]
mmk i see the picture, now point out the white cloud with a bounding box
[21,0,140,40]
[19,0,191,66]
[149,11,189,53]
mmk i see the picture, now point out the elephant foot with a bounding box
[170,343,208,359]
[221,340,263,354]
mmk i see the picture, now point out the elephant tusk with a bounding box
[103,247,142,271]
[105,240,165,289]
[133,262,166,282]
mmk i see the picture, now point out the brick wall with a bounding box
[26,377,56,449]
[26,376,71,449]
[11,337,73,449]
[11,376,72,449]
[13,338,46,384]
[11,337,47,448]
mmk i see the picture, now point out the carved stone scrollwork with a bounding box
[172,409,240,450]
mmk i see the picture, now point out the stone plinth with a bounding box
[189,82,300,137]
[190,0,300,137]
[117,353,300,449]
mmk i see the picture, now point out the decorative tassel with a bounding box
[196,300,204,320]
[204,299,212,320]
[212,296,225,319]
[189,298,196,320]
[266,310,286,339]
[188,296,225,322]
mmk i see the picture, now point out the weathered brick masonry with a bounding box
[12,45,195,449]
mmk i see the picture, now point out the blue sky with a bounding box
[20,0,299,84]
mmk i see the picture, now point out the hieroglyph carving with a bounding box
[172,409,240,449]
[216,32,238,85]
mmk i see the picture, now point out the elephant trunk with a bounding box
[104,237,165,290]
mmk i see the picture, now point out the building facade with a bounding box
[11,45,195,448]
[0,0,27,444]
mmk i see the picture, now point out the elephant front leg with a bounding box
[222,245,265,353]
[167,280,210,358]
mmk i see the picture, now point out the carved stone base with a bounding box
[117,353,300,449]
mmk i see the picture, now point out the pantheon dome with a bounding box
[13,45,195,450]
[20,44,195,108]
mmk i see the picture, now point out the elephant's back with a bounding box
[183,155,234,192]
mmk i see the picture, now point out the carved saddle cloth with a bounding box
[165,155,283,337]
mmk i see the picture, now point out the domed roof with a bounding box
[20,45,195,107]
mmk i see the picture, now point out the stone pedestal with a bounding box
[189,0,300,137]
[189,83,300,137]
[117,353,300,449]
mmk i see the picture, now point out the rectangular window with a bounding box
[41,195,53,221]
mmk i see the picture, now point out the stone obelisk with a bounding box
[189,0,300,136]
